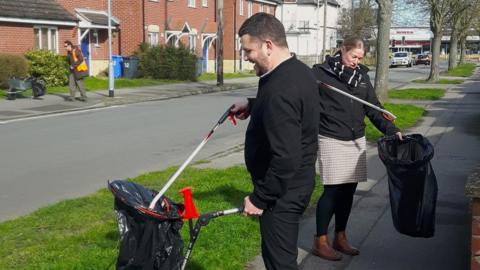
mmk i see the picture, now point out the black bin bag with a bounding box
[377,134,438,238]
[109,180,185,270]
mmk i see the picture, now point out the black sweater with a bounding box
[245,56,319,209]
[312,62,399,141]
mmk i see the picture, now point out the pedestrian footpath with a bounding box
[0,77,259,122]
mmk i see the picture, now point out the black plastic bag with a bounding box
[109,180,185,270]
[31,79,46,98]
[377,134,438,238]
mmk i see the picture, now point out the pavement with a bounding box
[2,71,479,269]
[0,77,259,122]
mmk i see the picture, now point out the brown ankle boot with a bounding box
[333,231,360,256]
[311,235,343,261]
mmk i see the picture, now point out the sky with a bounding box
[391,0,430,27]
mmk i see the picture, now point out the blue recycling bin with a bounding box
[112,55,123,78]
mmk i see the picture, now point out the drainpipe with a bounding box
[233,0,237,72]
[142,0,146,43]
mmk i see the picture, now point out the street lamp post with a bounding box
[108,0,115,97]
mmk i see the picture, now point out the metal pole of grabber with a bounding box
[318,81,397,120]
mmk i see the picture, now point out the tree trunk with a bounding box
[447,26,459,71]
[427,14,442,82]
[374,0,392,103]
[459,36,467,64]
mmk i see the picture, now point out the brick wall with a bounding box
[0,23,37,54]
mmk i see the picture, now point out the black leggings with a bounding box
[316,183,358,236]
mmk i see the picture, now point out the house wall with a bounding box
[277,3,339,57]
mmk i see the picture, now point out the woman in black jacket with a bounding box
[311,37,402,261]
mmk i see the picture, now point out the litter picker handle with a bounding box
[148,106,234,210]
[318,81,397,120]
[218,105,234,125]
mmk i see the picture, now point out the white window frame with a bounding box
[239,0,244,15]
[189,35,196,52]
[34,26,58,53]
[259,3,263,12]
[188,0,196,8]
[266,5,270,14]
[248,1,253,17]
[202,0,208,7]
[148,32,159,46]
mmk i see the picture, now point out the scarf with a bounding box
[327,54,363,88]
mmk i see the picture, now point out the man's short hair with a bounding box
[238,12,288,48]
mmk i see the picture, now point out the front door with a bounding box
[81,33,90,73]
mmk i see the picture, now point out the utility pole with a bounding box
[216,0,224,86]
[107,0,114,97]
[322,0,327,61]
[315,0,320,62]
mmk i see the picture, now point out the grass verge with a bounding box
[441,63,476,77]
[412,79,464,84]
[365,103,425,141]
[388,88,445,100]
[0,166,322,270]
[197,72,255,81]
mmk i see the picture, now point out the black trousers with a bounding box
[315,183,358,236]
[259,181,314,270]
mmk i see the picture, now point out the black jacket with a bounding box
[312,62,399,141]
[245,56,319,209]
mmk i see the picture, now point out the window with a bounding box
[34,27,58,52]
[148,32,159,46]
[202,0,208,7]
[239,0,244,15]
[188,0,195,8]
[93,30,100,47]
[266,5,270,14]
[248,1,253,17]
[189,35,196,52]
[259,3,263,12]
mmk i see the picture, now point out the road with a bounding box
[0,64,437,222]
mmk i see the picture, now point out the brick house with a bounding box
[0,0,280,76]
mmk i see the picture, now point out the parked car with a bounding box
[390,52,413,68]
[416,54,431,65]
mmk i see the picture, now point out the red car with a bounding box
[416,54,431,65]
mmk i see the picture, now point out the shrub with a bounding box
[139,44,197,81]
[24,49,69,87]
[0,54,28,88]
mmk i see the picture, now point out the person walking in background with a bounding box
[310,37,402,261]
[231,13,319,270]
[64,40,88,102]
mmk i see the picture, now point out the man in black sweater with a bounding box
[231,13,319,270]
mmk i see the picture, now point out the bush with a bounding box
[25,49,69,87]
[0,54,28,88]
[139,44,197,81]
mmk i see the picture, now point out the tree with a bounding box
[425,0,450,82]
[337,0,377,41]
[457,0,480,64]
[373,0,393,103]
[446,0,470,71]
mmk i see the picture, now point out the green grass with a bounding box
[197,72,255,81]
[442,63,476,77]
[388,88,445,100]
[365,103,425,141]
[412,79,464,84]
[0,166,323,270]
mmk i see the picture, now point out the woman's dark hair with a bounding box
[64,40,73,47]
[238,12,288,48]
